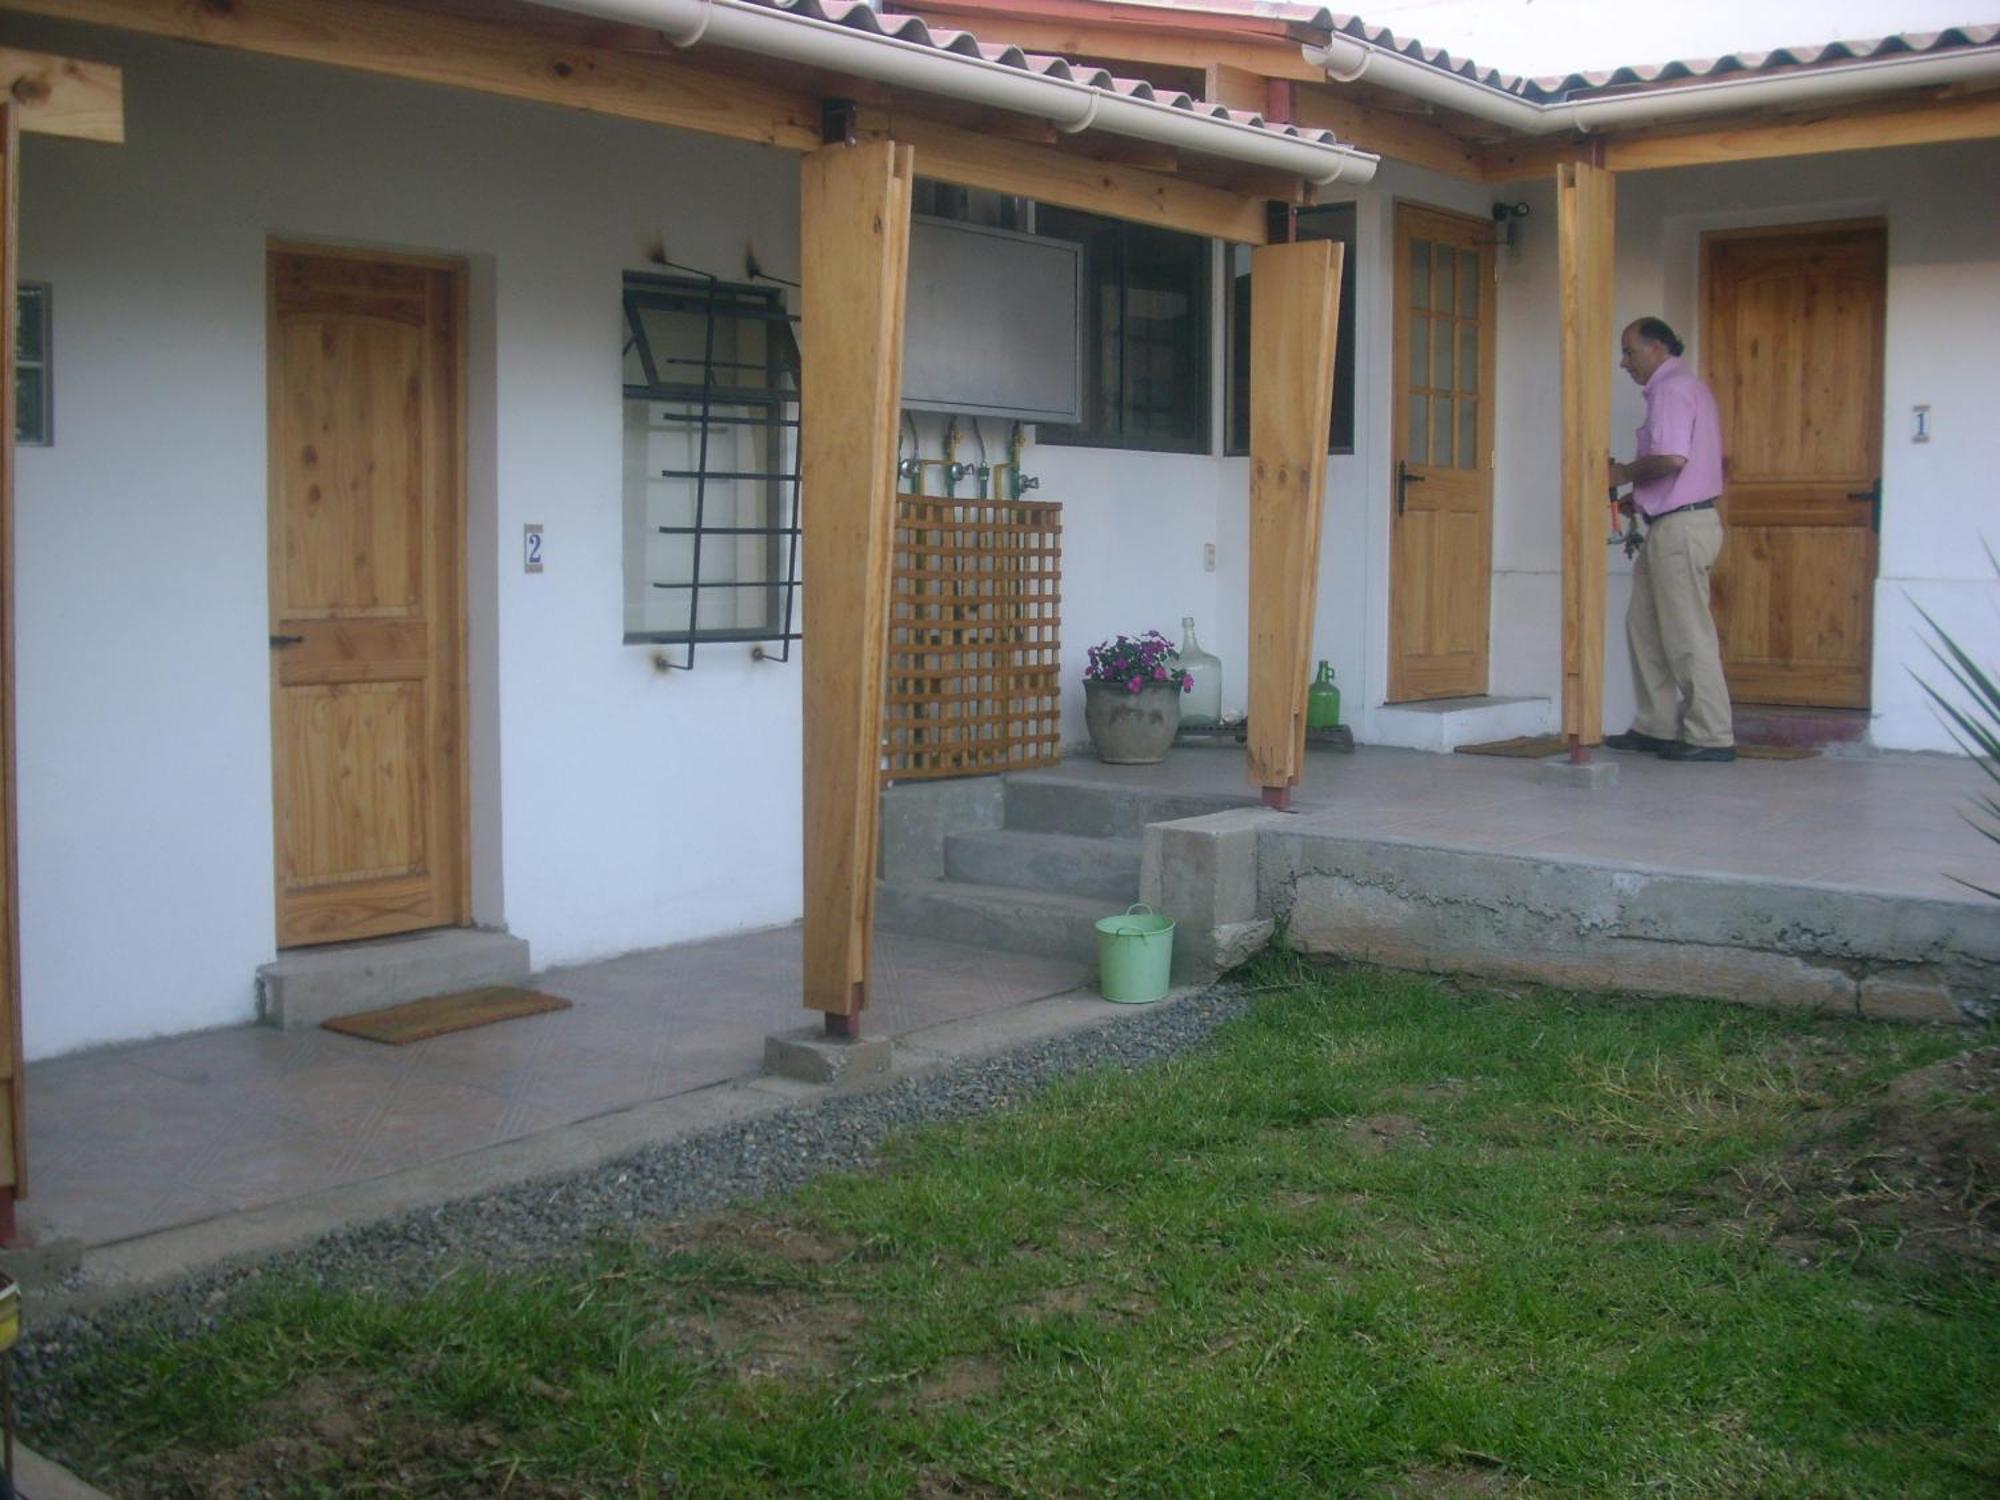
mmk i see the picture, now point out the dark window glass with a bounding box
[16,283,49,447]
[1226,203,1357,455]
[1034,207,1209,454]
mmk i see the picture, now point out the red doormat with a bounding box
[322,986,573,1045]
[1456,735,1815,761]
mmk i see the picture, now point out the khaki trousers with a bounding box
[1627,505,1733,749]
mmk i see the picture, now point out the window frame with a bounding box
[1034,207,1212,456]
[620,271,801,653]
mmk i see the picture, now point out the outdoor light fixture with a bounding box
[1491,201,1530,246]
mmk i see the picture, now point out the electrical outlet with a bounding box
[1203,542,1217,573]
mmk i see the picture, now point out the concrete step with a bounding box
[1002,774,1258,839]
[1368,694,1554,752]
[257,928,532,1030]
[876,878,1109,963]
[1734,704,1869,750]
[944,829,1142,903]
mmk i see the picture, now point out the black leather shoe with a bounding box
[1604,730,1675,753]
[1658,743,1736,762]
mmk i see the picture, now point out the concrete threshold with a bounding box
[43,978,1200,1319]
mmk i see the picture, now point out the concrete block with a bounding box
[1536,755,1620,789]
[944,829,1141,903]
[1003,774,1257,840]
[763,1026,894,1087]
[875,878,1105,961]
[879,776,1004,881]
[1142,807,1273,929]
[1858,971,1962,1023]
[0,1230,83,1288]
[257,928,531,1030]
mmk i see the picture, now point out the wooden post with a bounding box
[0,103,24,1229]
[1246,238,1343,805]
[798,138,913,1032]
[1557,161,1615,756]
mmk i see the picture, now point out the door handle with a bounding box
[269,634,305,648]
[1396,459,1426,517]
[1846,478,1882,532]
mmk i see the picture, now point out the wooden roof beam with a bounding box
[0,45,121,141]
[1479,86,2000,179]
[10,0,1283,239]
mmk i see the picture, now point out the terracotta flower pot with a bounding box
[1085,679,1183,764]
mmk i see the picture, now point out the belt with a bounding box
[1654,499,1718,518]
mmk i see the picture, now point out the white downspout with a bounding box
[1304,34,2000,136]
[536,0,1379,183]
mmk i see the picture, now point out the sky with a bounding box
[1343,0,1994,75]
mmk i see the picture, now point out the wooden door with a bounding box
[1389,205,1497,701]
[268,246,467,948]
[1702,222,1885,708]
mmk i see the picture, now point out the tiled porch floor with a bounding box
[1058,742,2000,900]
[30,929,1088,1247]
[26,744,1997,1252]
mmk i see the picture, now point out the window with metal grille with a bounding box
[621,272,800,660]
[1033,208,1209,454]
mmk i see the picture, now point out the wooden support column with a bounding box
[1246,237,1343,806]
[799,137,913,1033]
[1557,161,1616,757]
[0,103,23,1232]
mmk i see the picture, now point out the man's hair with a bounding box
[1631,317,1684,357]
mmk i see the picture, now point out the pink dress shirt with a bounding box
[1633,356,1725,519]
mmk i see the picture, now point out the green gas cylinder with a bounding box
[1307,661,1342,730]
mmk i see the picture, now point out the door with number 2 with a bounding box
[267,245,468,948]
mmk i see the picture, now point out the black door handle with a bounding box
[1397,459,1426,517]
[1847,478,1882,532]
[269,634,305,648]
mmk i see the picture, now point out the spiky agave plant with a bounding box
[1915,546,2000,900]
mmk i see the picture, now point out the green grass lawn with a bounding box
[39,958,2000,1497]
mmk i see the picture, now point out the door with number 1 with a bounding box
[267,245,469,948]
[1389,205,1497,702]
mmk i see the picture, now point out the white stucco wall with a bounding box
[12,20,805,1056]
[1489,139,2000,752]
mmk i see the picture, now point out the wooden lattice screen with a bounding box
[883,494,1063,782]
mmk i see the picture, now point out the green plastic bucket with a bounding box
[1095,903,1175,1004]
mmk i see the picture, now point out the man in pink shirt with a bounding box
[1604,317,1735,763]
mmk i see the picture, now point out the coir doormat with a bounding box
[1455,735,1816,761]
[322,986,573,1045]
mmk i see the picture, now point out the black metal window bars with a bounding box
[622,272,802,667]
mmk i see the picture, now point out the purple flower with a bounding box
[1127,675,1143,692]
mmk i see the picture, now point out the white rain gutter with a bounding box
[536,0,1378,183]
[1304,34,2000,135]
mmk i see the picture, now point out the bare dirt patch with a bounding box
[895,1354,1008,1413]
[1380,1461,1521,1496]
[1718,1046,2000,1271]
[116,1373,580,1500]
[1331,1114,1434,1154]
[649,1288,865,1381]
[653,1208,856,1269]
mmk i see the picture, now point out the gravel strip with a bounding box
[20,981,1255,1435]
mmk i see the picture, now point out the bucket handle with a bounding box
[1125,903,1155,916]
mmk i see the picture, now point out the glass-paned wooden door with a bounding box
[1389,204,1496,701]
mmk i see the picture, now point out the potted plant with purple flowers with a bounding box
[1083,630,1193,764]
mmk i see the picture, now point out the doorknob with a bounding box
[1396,459,1426,517]
[269,634,305,648]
